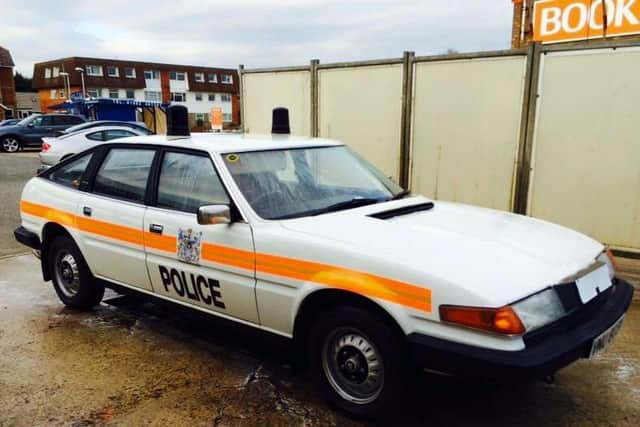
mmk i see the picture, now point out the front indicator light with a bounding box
[439,305,525,335]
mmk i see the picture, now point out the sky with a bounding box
[1,0,513,77]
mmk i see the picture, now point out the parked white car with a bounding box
[39,126,149,169]
[14,128,634,419]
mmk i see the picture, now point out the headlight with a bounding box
[597,249,616,280]
[512,288,566,332]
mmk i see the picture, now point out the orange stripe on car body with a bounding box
[20,200,432,312]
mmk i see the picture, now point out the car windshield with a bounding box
[223,146,404,219]
[17,115,40,126]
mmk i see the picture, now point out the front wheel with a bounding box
[1,136,21,153]
[308,306,409,419]
[48,235,104,309]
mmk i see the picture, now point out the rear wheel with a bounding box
[1,136,21,153]
[49,235,104,309]
[308,306,409,419]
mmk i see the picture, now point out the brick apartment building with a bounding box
[32,57,240,128]
[511,0,640,48]
[0,46,16,121]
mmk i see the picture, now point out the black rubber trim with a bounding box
[368,202,434,220]
[14,226,41,250]
[407,279,634,379]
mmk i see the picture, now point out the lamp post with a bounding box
[59,72,71,102]
[74,67,86,98]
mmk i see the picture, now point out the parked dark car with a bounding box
[0,114,86,152]
[0,119,20,127]
[56,120,153,136]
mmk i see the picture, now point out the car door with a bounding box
[50,116,71,136]
[77,145,157,291]
[143,149,258,323]
[22,115,52,144]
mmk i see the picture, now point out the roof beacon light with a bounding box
[167,105,190,138]
[271,107,290,135]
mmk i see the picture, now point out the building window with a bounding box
[170,92,186,102]
[124,67,136,78]
[220,94,231,102]
[86,65,103,76]
[109,89,119,99]
[50,89,56,99]
[208,93,215,101]
[144,91,162,102]
[107,66,119,77]
[207,73,217,83]
[222,113,232,122]
[87,88,101,98]
[126,89,135,99]
[144,70,160,80]
[44,68,52,79]
[221,74,233,84]
[195,93,203,101]
[170,71,186,81]
[52,67,60,78]
[195,113,207,124]
[195,72,205,82]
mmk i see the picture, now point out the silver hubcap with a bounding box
[54,251,80,298]
[2,138,19,152]
[322,328,384,404]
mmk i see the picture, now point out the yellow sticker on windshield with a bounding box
[226,154,239,163]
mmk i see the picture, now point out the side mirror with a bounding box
[197,205,231,225]
[27,123,34,128]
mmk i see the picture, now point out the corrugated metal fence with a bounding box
[240,40,640,253]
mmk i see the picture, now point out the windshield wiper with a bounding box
[390,189,411,200]
[311,197,380,216]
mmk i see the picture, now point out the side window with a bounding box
[40,116,54,127]
[51,116,67,126]
[157,152,230,213]
[93,148,155,203]
[49,153,93,189]
[86,131,104,141]
[103,129,136,141]
[69,116,84,125]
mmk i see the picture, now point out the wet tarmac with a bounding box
[1,254,639,427]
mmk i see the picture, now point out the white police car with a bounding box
[14,107,634,418]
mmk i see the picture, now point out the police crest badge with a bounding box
[177,228,203,264]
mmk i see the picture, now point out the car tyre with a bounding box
[48,235,104,309]
[308,305,409,419]
[1,136,21,153]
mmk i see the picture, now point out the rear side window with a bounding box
[157,152,229,213]
[86,131,104,141]
[93,148,155,203]
[49,153,93,189]
[103,129,136,141]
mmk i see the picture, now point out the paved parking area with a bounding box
[1,151,639,426]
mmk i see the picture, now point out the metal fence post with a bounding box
[310,59,320,137]
[399,51,415,189]
[514,42,542,215]
[238,64,245,133]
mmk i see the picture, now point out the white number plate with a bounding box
[575,264,611,304]
[589,315,625,358]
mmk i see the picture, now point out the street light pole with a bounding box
[74,67,86,98]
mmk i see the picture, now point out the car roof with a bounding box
[109,133,343,154]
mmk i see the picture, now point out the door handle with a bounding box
[149,224,164,234]
[83,206,92,217]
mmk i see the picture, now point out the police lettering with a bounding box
[159,266,225,309]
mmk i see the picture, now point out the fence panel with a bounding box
[409,55,528,211]
[527,47,640,251]
[317,64,404,181]
[242,70,311,136]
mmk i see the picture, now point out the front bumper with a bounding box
[408,278,634,379]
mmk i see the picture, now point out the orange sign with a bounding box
[533,0,640,43]
[210,107,223,130]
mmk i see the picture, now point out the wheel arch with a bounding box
[292,289,406,362]
[40,222,81,281]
